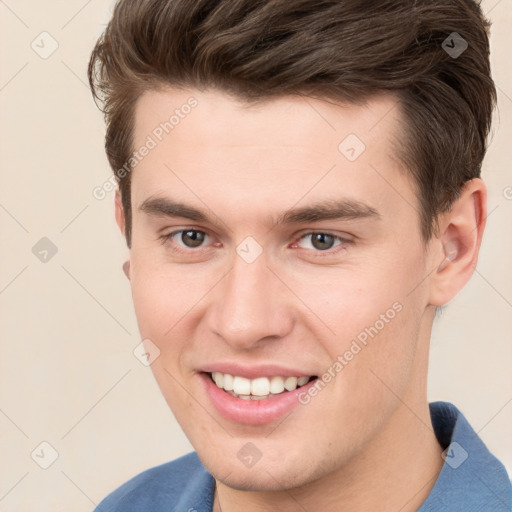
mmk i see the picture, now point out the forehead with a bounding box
[132,87,403,154]
[130,87,416,226]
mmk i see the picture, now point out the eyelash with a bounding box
[160,229,350,257]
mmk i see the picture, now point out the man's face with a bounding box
[125,88,437,491]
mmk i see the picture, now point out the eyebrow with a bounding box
[139,197,380,226]
[140,197,209,222]
[277,199,380,224]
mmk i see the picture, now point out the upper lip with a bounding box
[200,362,316,380]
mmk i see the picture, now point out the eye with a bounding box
[168,229,210,248]
[297,232,344,251]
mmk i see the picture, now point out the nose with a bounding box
[207,253,295,350]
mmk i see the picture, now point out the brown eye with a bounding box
[180,230,206,248]
[298,233,341,251]
[310,233,335,250]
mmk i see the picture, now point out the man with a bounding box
[88,0,511,510]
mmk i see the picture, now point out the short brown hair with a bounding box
[88,0,496,246]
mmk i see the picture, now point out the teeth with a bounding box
[297,376,309,386]
[233,376,251,395]
[251,377,270,396]
[213,372,224,388]
[223,373,234,391]
[211,372,312,398]
[284,376,298,391]
[269,376,285,394]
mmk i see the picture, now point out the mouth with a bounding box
[200,370,319,425]
[208,371,318,400]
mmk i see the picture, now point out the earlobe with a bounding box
[429,179,487,306]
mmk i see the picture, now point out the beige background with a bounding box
[0,1,511,510]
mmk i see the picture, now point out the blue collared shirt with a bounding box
[94,402,512,511]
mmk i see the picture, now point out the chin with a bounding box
[201,449,331,493]
[216,470,306,493]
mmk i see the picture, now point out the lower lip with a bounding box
[201,373,317,425]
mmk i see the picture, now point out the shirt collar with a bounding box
[418,401,511,511]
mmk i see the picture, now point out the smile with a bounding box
[210,372,316,400]
[201,370,320,425]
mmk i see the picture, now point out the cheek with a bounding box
[282,262,413,347]
[129,263,207,424]
[129,255,211,339]
[130,272,172,339]
[285,247,426,398]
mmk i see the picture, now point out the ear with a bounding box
[428,178,487,306]
[115,189,126,237]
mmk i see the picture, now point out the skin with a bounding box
[115,87,486,512]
